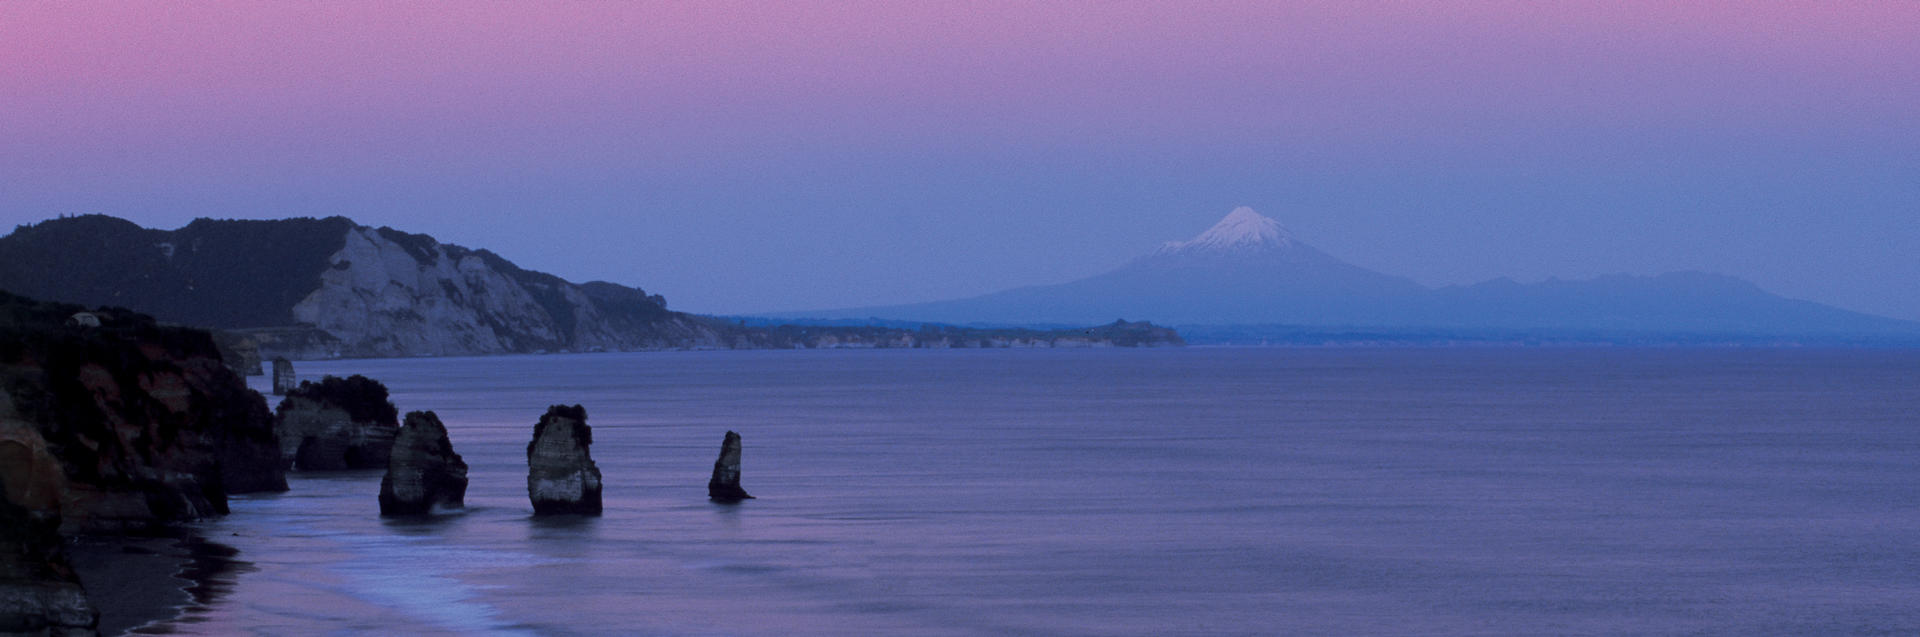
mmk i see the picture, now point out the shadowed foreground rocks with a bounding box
[526,405,602,516]
[274,375,398,471]
[379,411,468,516]
[0,291,288,634]
[707,431,753,502]
[1,444,95,635]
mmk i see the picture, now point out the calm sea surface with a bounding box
[121,348,1920,635]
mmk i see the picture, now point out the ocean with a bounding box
[95,348,1920,635]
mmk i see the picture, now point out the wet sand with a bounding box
[67,531,249,636]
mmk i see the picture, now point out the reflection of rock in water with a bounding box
[72,529,254,636]
[173,534,251,621]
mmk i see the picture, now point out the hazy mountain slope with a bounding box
[785,207,1432,326]
[771,207,1920,339]
[1426,272,1920,335]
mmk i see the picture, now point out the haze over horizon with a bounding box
[4,3,1915,321]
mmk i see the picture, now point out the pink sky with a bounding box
[7,2,1909,156]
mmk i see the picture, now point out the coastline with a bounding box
[67,531,248,636]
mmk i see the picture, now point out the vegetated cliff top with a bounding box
[0,288,216,360]
[0,289,287,523]
[0,215,358,328]
[277,374,399,426]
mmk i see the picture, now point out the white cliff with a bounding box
[289,226,723,357]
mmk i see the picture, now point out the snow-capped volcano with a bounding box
[771,206,1429,325]
[758,205,1920,340]
[1155,206,1294,255]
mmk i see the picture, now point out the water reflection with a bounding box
[378,508,471,535]
[162,535,251,627]
[524,513,600,537]
[79,529,254,636]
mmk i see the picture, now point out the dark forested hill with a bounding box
[0,215,354,327]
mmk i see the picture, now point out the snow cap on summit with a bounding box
[1157,206,1293,254]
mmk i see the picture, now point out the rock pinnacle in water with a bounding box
[708,430,753,502]
[526,404,603,516]
[379,410,469,516]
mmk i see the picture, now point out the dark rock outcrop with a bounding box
[212,330,264,377]
[526,405,602,516]
[210,378,288,496]
[707,431,753,502]
[270,357,295,395]
[274,375,399,471]
[378,411,468,516]
[0,290,288,633]
[0,430,98,635]
[0,291,287,533]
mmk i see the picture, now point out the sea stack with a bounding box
[274,375,400,471]
[526,405,602,516]
[271,357,296,395]
[379,411,469,516]
[707,431,753,502]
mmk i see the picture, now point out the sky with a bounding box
[3,2,1916,320]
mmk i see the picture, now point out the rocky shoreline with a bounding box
[0,290,781,632]
[1,292,284,633]
[65,530,247,637]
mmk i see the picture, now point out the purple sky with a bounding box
[3,2,1916,319]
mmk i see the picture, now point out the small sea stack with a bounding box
[270,357,296,395]
[707,431,753,502]
[526,405,602,516]
[274,375,400,471]
[379,411,469,517]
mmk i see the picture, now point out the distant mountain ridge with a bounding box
[0,215,1182,357]
[768,207,1920,342]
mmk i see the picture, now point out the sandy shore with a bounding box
[66,531,248,636]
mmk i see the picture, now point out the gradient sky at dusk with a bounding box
[3,2,1916,319]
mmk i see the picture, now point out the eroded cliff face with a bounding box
[0,295,286,534]
[0,292,287,633]
[527,405,602,516]
[0,396,96,635]
[379,411,468,516]
[274,375,399,471]
[285,226,724,358]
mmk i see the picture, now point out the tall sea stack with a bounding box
[707,431,753,502]
[270,357,296,395]
[526,405,602,516]
[379,411,469,516]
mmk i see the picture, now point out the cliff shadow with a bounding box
[70,528,254,636]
